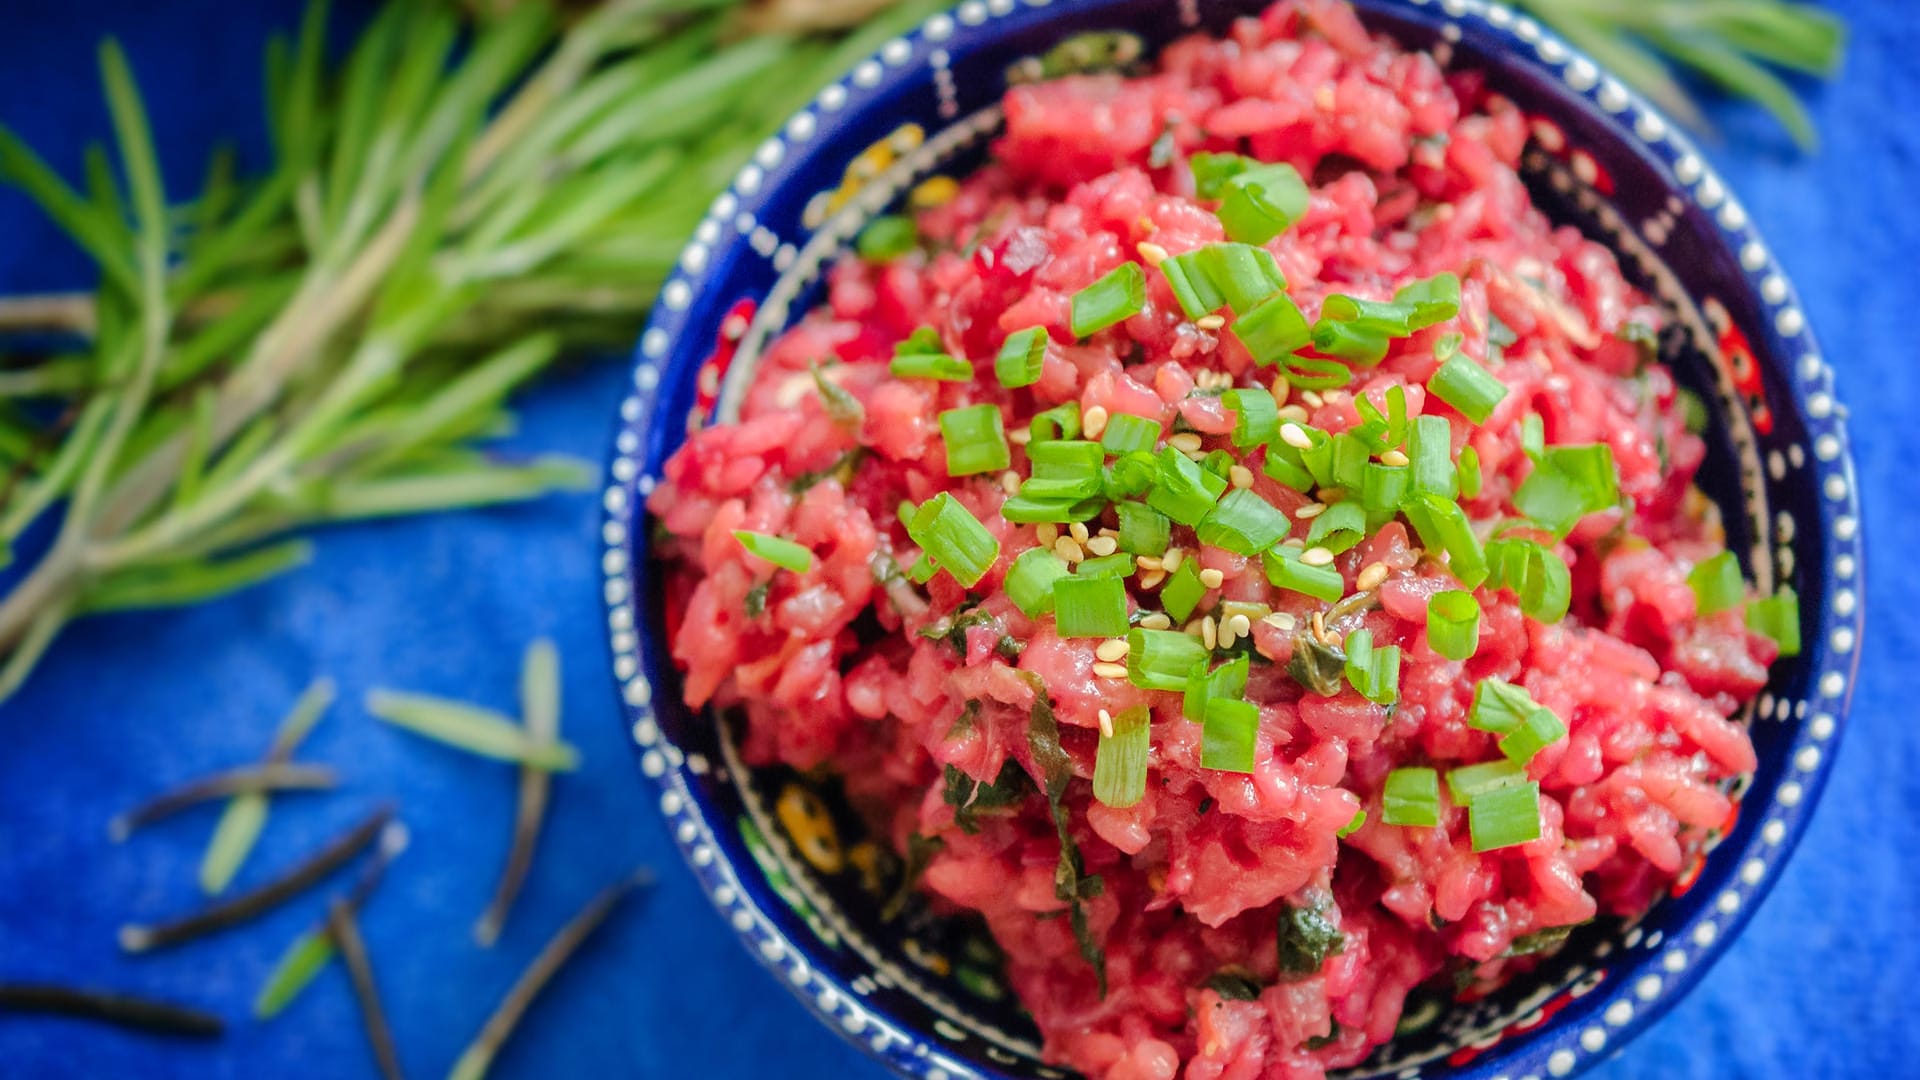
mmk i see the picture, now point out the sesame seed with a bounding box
[1218,620,1237,649]
[1135,554,1163,571]
[1138,612,1172,630]
[1325,630,1344,648]
[1278,404,1310,423]
[1201,616,1218,650]
[1095,639,1130,662]
[999,470,1021,494]
[1093,661,1130,680]
[1380,449,1409,467]
[1137,241,1170,266]
[1227,613,1252,639]
[1229,465,1255,489]
[1182,618,1204,637]
[1195,314,1226,331]
[1082,405,1110,440]
[1168,432,1204,453]
[1055,536,1085,563]
[1098,527,1119,539]
[1160,547,1184,573]
[1280,537,1305,549]
[1262,611,1297,631]
[1312,610,1328,641]
[1294,501,1327,519]
[1008,427,1033,445]
[1356,563,1389,591]
[1037,523,1059,547]
[1139,569,1167,589]
[1300,546,1334,566]
[1301,390,1326,409]
[1086,536,1119,557]
[1279,423,1314,450]
[1270,378,1291,405]
[1198,567,1225,589]
[1069,521,1090,545]
[1097,708,1115,738]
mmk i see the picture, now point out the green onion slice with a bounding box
[1426,590,1481,661]
[1343,628,1400,706]
[1468,679,1544,735]
[1184,654,1250,723]
[1093,706,1151,808]
[1127,627,1211,691]
[1747,588,1802,656]
[1305,499,1366,554]
[890,327,971,381]
[1446,759,1529,806]
[1115,500,1170,557]
[939,405,1010,477]
[1457,445,1482,499]
[1007,548,1071,618]
[907,493,1000,588]
[1428,353,1508,425]
[1197,488,1291,556]
[1401,492,1487,588]
[1262,544,1343,603]
[1394,272,1462,330]
[995,327,1048,388]
[1053,574,1129,638]
[1408,414,1457,499]
[1031,401,1082,443]
[1222,387,1280,449]
[1197,242,1289,315]
[1337,808,1367,837]
[1497,706,1567,766]
[857,215,918,261]
[1160,560,1208,624]
[1382,767,1440,827]
[1100,413,1163,455]
[1071,262,1147,338]
[1687,551,1745,616]
[1200,698,1260,773]
[1022,439,1105,500]
[1468,781,1541,852]
[733,531,813,573]
[1146,446,1228,525]
[1513,444,1620,536]
[1484,538,1571,623]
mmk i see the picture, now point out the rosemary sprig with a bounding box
[1513,0,1845,150]
[0,0,946,703]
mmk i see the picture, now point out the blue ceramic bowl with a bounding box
[600,1,1865,1076]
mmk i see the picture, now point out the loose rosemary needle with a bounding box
[109,762,338,841]
[327,898,406,1080]
[201,677,336,894]
[0,984,223,1039]
[474,638,561,947]
[253,820,409,1019]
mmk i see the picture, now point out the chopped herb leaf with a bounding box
[1278,896,1345,976]
[744,581,769,619]
[1503,923,1582,958]
[942,761,1031,834]
[881,833,944,921]
[1287,633,1348,697]
[1203,970,1264,1001]
[1027,687,1107,996]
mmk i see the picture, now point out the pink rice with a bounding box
[649,3,1776,1076]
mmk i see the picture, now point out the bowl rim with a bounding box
[599,1,1867,1077]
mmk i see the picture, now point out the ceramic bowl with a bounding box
[600,1,1865,1076]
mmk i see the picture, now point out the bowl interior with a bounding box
[606,2,1862,1077]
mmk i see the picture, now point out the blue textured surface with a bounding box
[0,3,1909,1079]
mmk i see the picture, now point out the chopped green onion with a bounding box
[1468,680,1543,735]
[1031,401,1082,443]
[1007,548,1071,617]
[1687,551,1746,616]
[1521,413,1545,460]
[1200,698,1260,773]
[1457,445,1482,500]
[940,405,1010,477]
[1001,494,1098,523]
[1351,385,1408,453]
[1222,388,1280,448]
[733,531,813,573]
[1262,544,1344,603]
[1216,164,1310,245]
[1426,590,1480,661]
[1514,444,1620,536]
[1428,353,1508,425]
[890,327,971,381]
[1232,292,1312,368]
[1678,387,1709,435]
[1197,243,1288,315]
[1104,451,1159,501]
[907,494,1000,588]
[1197,489,1291,556]
[1189,151,1250,199]
[1201,449,1236,481]
[1394,272,1462,330]
[1146,446,1228,525]
[1497,706,1567,766]
[1128,628,1211,691]
[1468,781,1541,852]
[1446,760,1529,806]
[1408,415,1457,498]
[1023,439,1105,500]
[1184,654,1250,723]
[1054,574,1128,638]
[1337,809,1367,837]
[1382,767,1440,827]
[1161,251,1226,321]
[857,215,919,261]
[1305,500,1366,554]
[1263,444,1315,493]
[1343,628,1400,706]
[1747,588,1802,656]
[1280,354,1353,389]
[1295,427,1337,488]
[1077,552,1134,578]
[1484,538,1571,623]
[1101,413,1163,455]
[1400,493,1487,588]
[1328,433,1370,491]
[1360,463,1409,520]
[1320,295,1415,335]
[1160,560,1209,624]
[1116,501,1170,556]
[1310,319,1389,365]
[1093,706,1151,808]
[1071,262,1146,338]
[995,327,1048,389]
[907,552,938,583]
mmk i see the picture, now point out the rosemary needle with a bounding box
[448,870,653,1080]
[253,820,409,1019]
[201,677,337,894]
[327,898,406,1080]
[474,639,561,947]
[120,804,393,954]
[110,761,338,841]
[0,984,223,1039]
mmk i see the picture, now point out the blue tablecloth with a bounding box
[0,2,1911,1077]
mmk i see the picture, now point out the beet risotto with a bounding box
[650,3,1801,1076]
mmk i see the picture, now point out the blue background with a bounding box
[0,2,1911,1077]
